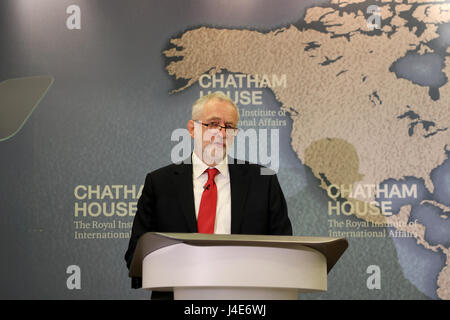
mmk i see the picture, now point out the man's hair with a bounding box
[192,91,240,122]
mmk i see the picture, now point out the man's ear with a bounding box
[187,120,195,138]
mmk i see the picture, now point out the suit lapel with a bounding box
[228,161,249,234]
[172,162,198,232]
[171,157,250,234]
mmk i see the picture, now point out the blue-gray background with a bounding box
[1,0,448,299]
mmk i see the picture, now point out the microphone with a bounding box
[203,184,210,190]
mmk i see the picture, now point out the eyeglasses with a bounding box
[194,120,239,135]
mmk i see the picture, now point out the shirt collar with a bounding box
[192,151,229,179]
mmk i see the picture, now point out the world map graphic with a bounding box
[163,0,450,299]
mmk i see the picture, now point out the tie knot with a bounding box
[206,168,219,181]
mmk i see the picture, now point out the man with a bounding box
[125,92,292,296]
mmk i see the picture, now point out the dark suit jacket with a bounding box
[124,158,292,291]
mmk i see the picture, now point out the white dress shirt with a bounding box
[192,151,231,234]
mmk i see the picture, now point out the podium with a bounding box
[129,232,348,300]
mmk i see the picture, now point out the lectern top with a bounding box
[129,232,348,278]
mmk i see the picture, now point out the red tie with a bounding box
[197,168,219,234]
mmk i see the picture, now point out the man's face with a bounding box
[187,98,239,166]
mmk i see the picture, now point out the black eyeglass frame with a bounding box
[193,120,240,134]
